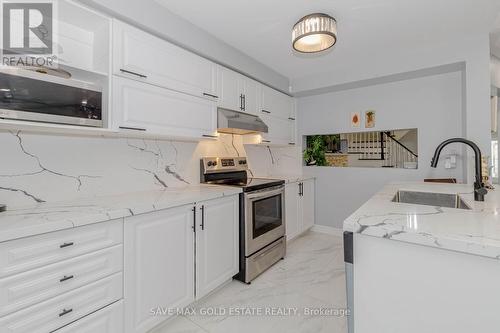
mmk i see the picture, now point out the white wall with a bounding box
[293,34,492,158]
[298,72,465,228]
[77,0,290,93]
[493,56,500,88]
[0,131,300,208]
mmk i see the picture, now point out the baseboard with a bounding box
[310,225,343,237]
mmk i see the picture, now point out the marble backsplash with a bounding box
[0,130,301,207]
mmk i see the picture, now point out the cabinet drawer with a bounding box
[54,300,123,333]
[0,273,122,333]
[0,220,123,278]
[0,245,122,317]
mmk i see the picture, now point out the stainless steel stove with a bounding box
[201,157,286,283]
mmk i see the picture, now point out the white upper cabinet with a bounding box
[112,76,217,138]
[260,115,296,146]
[195,195,239,300]
[217,66,243,111]
[261,85,294,120]
[242,77,261,115]
[113,20,217,100]
[216,66,261,114]
[57,0,111,75]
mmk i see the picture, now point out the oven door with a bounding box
[244,185,285,256]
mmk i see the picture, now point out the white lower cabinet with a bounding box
[123,194,239,332]
[55,300,123,333]
[124,205,195,333]
[112,76,217,139]
[0,273,122,333]
[285,183,300,240]
[285,179,315,240]
[196,196,239,300]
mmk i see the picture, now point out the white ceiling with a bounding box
[154,0,500,81]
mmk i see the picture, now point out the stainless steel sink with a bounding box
[392,190,471,210]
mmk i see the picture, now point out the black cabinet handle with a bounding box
[203,93,218,99]
[192,206,196,232]
[261,110,271,114]
[202,134,218,138]
[262,140,271,143]
[242,94,246,111]
[119,68,147,78]
[119,126,146,131]
[288,117,296,120]
[299,182,304,196]
[59,242,74,249]
[59,275,74,283]
[200,205,205,230]
[288,142,295,145]
[59,308,73,317]
[240,94,244,110]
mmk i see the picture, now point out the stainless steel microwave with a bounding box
[0,68,102,127]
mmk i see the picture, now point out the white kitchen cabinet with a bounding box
[195,195,239,299]
[261,85,293,120]
[54,300,123,333]
[113,20,217,100]
[0,273,122,333]
[285,179,315,240]
[285,183,300,240]
[112,76,217,138]
[260,115,295,146]
[124,205,195,333]
[217,66,261,114]
[301,179,315,230]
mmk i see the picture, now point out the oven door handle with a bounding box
[245,186,284,200]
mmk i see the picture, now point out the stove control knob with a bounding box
[207,161,213,167]
[239,160,244,165]
[212,161,217,166]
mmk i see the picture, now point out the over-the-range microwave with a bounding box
[0,68,102,127]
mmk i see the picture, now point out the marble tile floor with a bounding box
[151,231,348,333]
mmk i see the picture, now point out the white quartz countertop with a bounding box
[343,182,500,259]
[0,185,242,243]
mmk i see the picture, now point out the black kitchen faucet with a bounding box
[430,138,487,202]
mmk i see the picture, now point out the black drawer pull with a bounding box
[288,142,295,145]
[119,68,147,78]
[59,308,73,317]
[288,117,296,120]
[202,134,218,138]
[261,110,271,114]
[59,275,74,283]
[203,92,218,99]
[59,242,74,249]
[119,126,146,131]
[262,140,271,143]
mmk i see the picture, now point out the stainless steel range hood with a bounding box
[217,108,268,135]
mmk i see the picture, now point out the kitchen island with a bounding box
[343,182,500,333]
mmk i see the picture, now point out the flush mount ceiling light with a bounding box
[292,13,337,53]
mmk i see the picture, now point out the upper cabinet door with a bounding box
[216,66,244,111]
[113,20,217,100]
[113,76,217,138]
[261,86,293,120]
[242,77,261,115]
[196,195,239,300]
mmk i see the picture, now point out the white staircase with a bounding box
[341,131,418,168]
